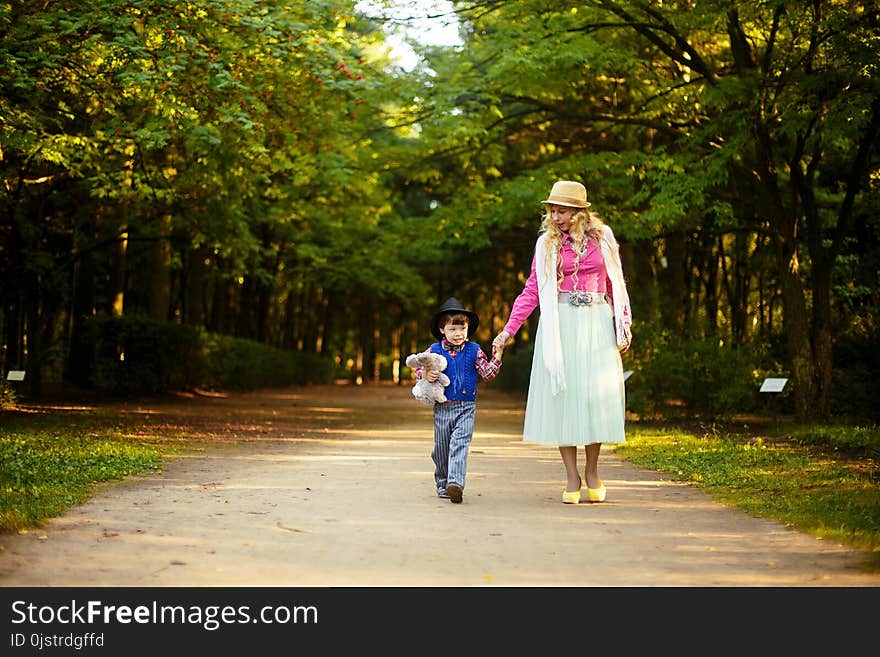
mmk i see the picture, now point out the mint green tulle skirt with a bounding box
[522,300,626,446]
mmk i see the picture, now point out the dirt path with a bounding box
[1,384,877,586]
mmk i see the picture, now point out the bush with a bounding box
[82,315,336,394]
[830,333,880,421]
[0,381,16,408]
[87,316,201,393]
[625,329,770,420]
[198,332,336,389]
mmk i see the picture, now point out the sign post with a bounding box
[759,377,788,425]
[4,370,25,406]
[6,370,25,382]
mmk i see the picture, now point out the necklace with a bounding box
[563,234,590,291]
[564,235,589,256]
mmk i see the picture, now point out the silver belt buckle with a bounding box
[569,291,595,306]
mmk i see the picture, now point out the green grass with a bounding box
[615,421,880,570]
[0,412,166,533]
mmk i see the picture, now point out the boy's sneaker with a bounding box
[446,483,463,504]
[437,488,450,499]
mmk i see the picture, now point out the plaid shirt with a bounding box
[415,339,501,381]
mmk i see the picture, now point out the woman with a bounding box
[493,180,632,504]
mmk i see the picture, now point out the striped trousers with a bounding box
[431,400,476,491]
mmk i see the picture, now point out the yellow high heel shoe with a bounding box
[585,468,607,503]
[587,483,606,502]
[562,489,581,504]
[562,477,582,504]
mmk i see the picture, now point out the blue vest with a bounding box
[430,341,479,402]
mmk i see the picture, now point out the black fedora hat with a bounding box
[430,297,480,340]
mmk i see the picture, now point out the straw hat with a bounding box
[541,180,591,208]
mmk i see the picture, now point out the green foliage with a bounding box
[790,424,880,460]
[1,0,421,393]
[82,315,336,394]
[0,430,162,532]
[831,333,880,422]
[405,0,880,423]
[617,425,880,561]
[87,316,202,394]
[2,0,879,426]
[624,325,770,420]
[0,382,16,408]
[198,331,336,390]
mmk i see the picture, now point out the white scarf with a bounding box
[535,225,631,396]
[598,225,632,351]
[535,233,565,394]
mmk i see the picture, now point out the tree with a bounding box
[402,0,880,420]
[0,0,434,390]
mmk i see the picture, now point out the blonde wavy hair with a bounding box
[539,206,606,289]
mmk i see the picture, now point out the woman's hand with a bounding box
[492,330,511,354]
[618,326,632,354]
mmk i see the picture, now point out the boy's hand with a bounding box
[492,344,505,361]
[425,370,440,383]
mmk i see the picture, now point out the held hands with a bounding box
[492,330,511,360]
[424,369,441,383]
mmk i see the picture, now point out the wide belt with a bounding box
[559,291,607,306]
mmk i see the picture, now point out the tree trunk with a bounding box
[236,276,257,339]
[184,246,207,326]
[148,214,172,321]
[282,288,297,349]
[810,255,834,419]
[67,216,96,387]
[110,229,127,317]
[698,231,719,333]
[318,289,336,356]
[660,232,687,331]
[3,301,22,373]
[371,310,381,382]
[25,291,42,396]
[753,114,821,420]
[256,279,271,344]
[777,255,815,420]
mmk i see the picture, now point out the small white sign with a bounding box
[760,377,788,393]
[6,370,25,382]
[623,370,633,382]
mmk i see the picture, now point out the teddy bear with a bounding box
[405,351,450,405]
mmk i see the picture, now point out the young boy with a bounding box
[415,297,503,504]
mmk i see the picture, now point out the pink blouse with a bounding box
[503,236,613,336]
